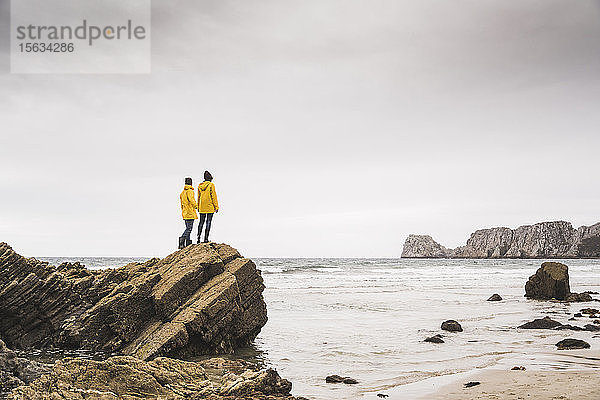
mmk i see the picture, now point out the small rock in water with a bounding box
[565,293,593,302]
[441,320,463,332]
[584,291,600,295]
[555,324,584,331]
[377,394,389,399]
[325,375,344,383]
[584,324,600,332]
[511,366,526,371]
[424,334,444,344]
[487,294,502,301]
[464,381,481,388]
[326,375,357,384]
[580,308,599,315]
[555,338,591,350]
[574,313,583,317]
[594,320,600,325]
[518,316,562,329]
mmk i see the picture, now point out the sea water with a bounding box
[38,257,600,399]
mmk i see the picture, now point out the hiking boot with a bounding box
[178,237,185,249]
[185,238,192,247]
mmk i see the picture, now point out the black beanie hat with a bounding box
[185,177,192,185]
[204,171,213,181]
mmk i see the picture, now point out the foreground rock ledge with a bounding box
[9,356,298,400]
[0,242,268,360]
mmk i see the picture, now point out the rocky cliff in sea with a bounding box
[0,242,267,359]
[402,221,600,258]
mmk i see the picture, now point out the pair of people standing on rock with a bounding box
[179,171,219,248]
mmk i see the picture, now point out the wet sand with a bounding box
[430,369,600,399]
[429,350,600,400]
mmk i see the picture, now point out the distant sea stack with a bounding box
[402,221,600,258]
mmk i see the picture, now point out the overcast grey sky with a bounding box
[1,0,599,258]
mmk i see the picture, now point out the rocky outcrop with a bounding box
[0,242,267,360]
[400,235,452,258]
[0,339,49,391]
[525,262,570,300]
[524,262,593,302]
[402,221,600,258]
[9,356,297,400]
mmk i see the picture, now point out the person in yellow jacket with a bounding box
[179,177,198,249]
[197,170,219,243]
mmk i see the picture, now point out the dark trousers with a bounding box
[182,219,194,241]
[198,213,214,242]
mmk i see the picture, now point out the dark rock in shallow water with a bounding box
[326,375,357,384]
[464,381,481,388]
[487,294,503,301]
[584,291,600,295]
[441,320,463,332]
[9,356,297,399]
[424,334,444,343]
[518,317,562,329]
[511,366,526,370]
[554,324,584,331]
[574,313,583,317]
[0,339,49,391]
[555,339,590,350]
[581,308,599,315]
[565,292,593,302]
[326,375,345,383]
[0,242,267,360]
[525,262,570,300]
[584,324,600,332]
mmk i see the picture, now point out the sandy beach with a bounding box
[428,350,600,400]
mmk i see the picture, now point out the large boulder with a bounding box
[9,356,297,400]
[0,242,267,360]
[524,262,570,300]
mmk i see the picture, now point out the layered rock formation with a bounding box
[401,221,600,258]
[9,356,297,400]
[0,242,267,360]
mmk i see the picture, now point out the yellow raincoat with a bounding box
[197,181,219,213]
[180,185,198,219]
